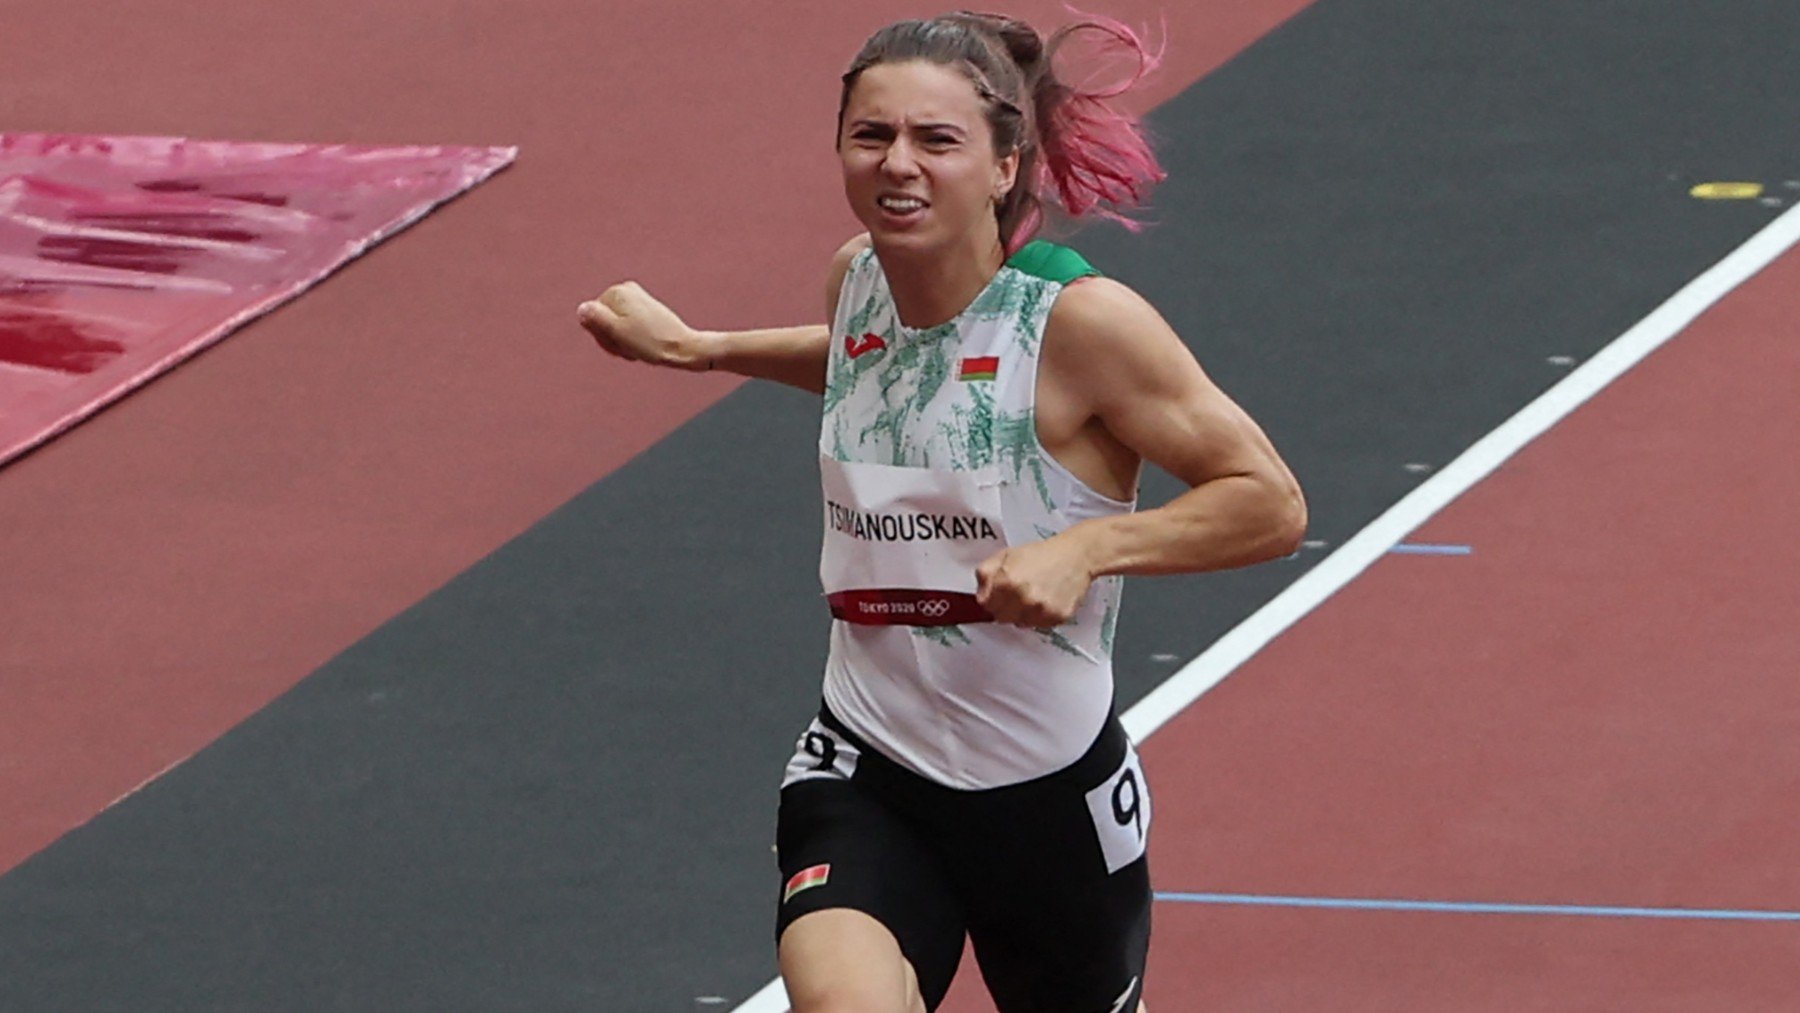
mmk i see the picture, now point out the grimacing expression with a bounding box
[839,60,1020,253]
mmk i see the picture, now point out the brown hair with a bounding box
[838,10,1165,252]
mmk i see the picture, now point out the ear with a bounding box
[994,148,1021,200]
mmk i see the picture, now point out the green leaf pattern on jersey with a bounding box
[823,288,888,419]
[993,409,1057,513]
[912,625,972,648]
[1099,584,1122,658]
[937,381,995,471]
[966,267,1040,327]
[823,247,1128,664]
[1035,627,1090,660]
[858,323,956,466]
[843,275,884,335]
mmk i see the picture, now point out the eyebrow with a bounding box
[847,119,969,136]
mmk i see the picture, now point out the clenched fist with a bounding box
[975,534,1098,628]
[577,282,714,371]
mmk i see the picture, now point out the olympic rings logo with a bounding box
[918,598,951,618]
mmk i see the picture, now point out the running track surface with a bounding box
[0,0,1305,880]
[4,1,1799,1009]
[941,232,1800,1011]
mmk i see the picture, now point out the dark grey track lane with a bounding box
[4,1,1797,1009]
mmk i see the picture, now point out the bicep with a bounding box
[1060,282,1292,490]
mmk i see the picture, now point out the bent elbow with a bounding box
[1265,480,1308,559]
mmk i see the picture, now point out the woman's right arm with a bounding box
[577,234,868,396]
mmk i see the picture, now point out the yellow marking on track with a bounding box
[1690,182,1764,200]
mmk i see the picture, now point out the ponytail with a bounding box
[1019,13,1166,248]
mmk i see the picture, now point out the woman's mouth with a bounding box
[876,194,928,222]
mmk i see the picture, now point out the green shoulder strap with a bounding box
[1005,240,1101,284]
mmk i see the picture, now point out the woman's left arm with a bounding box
[1061,277,1307,576]
[975,278,1307,625]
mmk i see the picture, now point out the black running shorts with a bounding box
[775,706,1152,1012]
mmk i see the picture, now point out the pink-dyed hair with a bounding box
[838,9,1167,253]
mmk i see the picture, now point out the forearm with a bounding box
[1071,473,1308,578]
[699,325,830,394]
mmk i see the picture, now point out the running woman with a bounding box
[578,12,1305,1011]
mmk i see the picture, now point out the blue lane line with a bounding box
[1154,892,1800,922]
[1389,543,1473,555]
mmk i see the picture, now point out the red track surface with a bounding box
[1081,244,1797,1007]
[935,237,1800,1012]
[0,0,1312,876]
[8,4,1795,1007]
[1150,906,1800,1010]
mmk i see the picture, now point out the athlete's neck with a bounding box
[873,230,1007,331]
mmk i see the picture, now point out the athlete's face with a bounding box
[839,60,1020,255]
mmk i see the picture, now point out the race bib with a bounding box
[819,456,1008,626]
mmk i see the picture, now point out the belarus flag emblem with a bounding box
[783,863,831,903]
[958,356,999,381]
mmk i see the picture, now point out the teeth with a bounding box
[879,197,924,212]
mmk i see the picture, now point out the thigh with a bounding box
[966,860,1150,1013]
[776,721,967,1010]
[957,727,1154,1012]
[779,908,925,1013]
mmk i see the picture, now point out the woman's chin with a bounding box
[866,227,939,257]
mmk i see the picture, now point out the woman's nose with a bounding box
[881,139,920,178]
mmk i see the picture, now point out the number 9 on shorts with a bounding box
[1084,745,1151,874]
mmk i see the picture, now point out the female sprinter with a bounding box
[578,12,1305,1012]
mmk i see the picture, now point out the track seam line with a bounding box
[1155,891,1800,922]
[730,203,1800,1012]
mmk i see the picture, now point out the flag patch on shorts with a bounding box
[783,863,830,903]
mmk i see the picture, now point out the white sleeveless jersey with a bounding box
[818,243,1135,789]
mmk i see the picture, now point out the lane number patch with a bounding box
[1085,746,1151,874]
[781,719,860,788]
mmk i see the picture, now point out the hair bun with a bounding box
[945,11,1045,75]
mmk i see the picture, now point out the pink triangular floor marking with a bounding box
[0,133,516,466]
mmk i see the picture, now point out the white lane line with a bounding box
[732,202,1800,1013]
[733,977,790,1012]
[1126,200,1800,742]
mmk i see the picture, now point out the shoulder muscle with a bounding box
[1045,277,1276,489]
[1044,277,1198,413]
[825,233,872,322]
